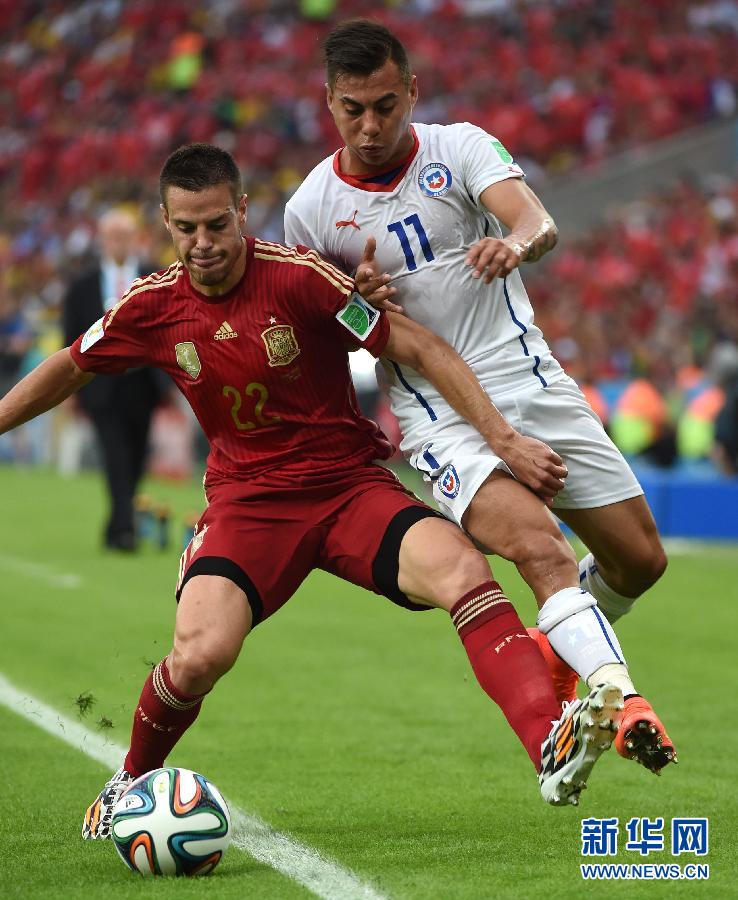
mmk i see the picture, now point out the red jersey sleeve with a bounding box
[68,293,149,374]
[293,245,390,357]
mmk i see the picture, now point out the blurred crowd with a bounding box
[2,0,738,474]
[526,173,738,470]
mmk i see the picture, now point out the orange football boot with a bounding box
[527,627,579,704]
[615,695,677,774]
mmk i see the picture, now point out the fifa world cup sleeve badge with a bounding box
[336,292,379,340]
[175,342,202,379]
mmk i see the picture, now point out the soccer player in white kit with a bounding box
[284,19,676,774]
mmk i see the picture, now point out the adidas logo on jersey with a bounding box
[214,321,238,341]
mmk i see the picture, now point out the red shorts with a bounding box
[176,464,438,625]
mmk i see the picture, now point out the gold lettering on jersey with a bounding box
[175,342,201,379]
[245,382,282,426]
[214,321,238,341]
[223,385,255,430]
[261,325,300,367]
[223,383,281,431]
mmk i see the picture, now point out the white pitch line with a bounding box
[0,673,387,900]
[0,554,83,589]
[661,538,737,556]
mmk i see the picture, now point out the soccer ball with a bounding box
[111,767,231,876]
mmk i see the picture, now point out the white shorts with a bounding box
[407,375,643,526]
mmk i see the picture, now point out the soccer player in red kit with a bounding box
[0,144,624,837]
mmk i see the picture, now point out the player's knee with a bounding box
[428,543,493,608]
[169,642,236,695]
[617,542,668,596]
[641,542,667,589]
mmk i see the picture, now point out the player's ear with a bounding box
[160,202,171,233]
[238,194,248,228]
[409,75,418,108]
[325,82,333,109]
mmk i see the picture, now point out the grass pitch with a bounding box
[0,464,735,898]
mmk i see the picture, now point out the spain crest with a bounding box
[261,324,300,367]
[175,341,201,379]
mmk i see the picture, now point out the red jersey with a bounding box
[69,237,393,482]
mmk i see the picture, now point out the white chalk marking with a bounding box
[0,672,387,900]
[0,554,83,589]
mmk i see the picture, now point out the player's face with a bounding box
[162,184,248,296]
[327,60,418,173]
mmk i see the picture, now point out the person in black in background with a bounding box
[62,209,165,551]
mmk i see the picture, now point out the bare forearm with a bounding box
[408,337,517,453]
[0,348,93,435]
[475,181,558,276]
[383,314,567,500]
[503,212,558,263]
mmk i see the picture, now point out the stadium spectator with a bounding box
[710,341,738,474]
[0,290,34,462]
[0,292,32,400]
[0,143,644,837]
[62,208,166,551]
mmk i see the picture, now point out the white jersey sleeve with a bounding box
[284,200,327,258]
[454,122,525,205]
[284,166,351,273]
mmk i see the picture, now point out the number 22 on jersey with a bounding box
[223,382,281,431]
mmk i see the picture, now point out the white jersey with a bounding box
[284,121,566,453]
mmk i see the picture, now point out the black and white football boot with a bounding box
[82,766,135,840]
[539,683,624,806]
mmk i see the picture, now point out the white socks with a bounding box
[579,552,637,623]
[537,586,633,688]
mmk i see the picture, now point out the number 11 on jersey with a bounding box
[387,214,435,271]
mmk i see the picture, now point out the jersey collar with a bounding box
[332,127,419,192]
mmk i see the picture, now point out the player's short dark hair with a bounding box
[324,19,411,88]
[159,143,242,206]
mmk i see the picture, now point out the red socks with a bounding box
[124,658,205,777]
[123,585,557,777]
[451,581,559,768]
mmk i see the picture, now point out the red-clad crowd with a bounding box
[530,176,738,385]
[524,175,738,466]
[3,1,738,251]
[2,0,738,468]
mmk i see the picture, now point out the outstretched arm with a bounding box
[0,348,94,435]
[465,178,558,283]
[382,313,567,504]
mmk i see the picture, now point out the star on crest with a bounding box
[269,315,277,324]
